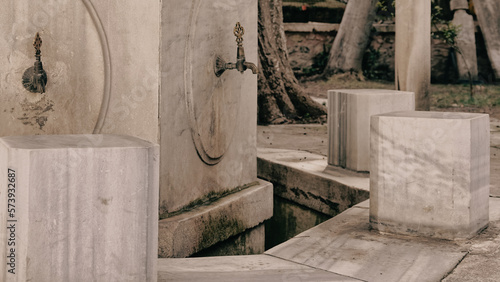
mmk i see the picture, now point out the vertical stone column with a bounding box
[395,0,431,110]
[0,135,159,282]
[451,0,478,81]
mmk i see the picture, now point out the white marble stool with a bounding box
[0,134,159,282]
[370,111,490,239]
[328,89,415,172]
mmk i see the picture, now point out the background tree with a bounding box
[323,0,379,77]
[258,0,326,124]
[395,0,431,110]
[473,0,500,79]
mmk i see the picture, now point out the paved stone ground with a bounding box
[159,198,500,281]
[255,117,500,281]
[158,117,500,281]
[257,124,329,156]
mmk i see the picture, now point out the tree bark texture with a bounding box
[473,0,500,79]
[258,0,326,124]
[323,0,378,76]
[395,0,431,111]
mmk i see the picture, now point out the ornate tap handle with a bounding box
[22,32,48,94]
[214,22,258,77]
[34,32,42,57]
[234,22,244,46]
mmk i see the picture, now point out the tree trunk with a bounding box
[451,5,478,82]
[395,0,431,111]
[258,0,326,124]
[473,0,500,79]
[323,0,378,76]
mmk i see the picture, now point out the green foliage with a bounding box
[431,1,444,23]
[362,46,391,80]
[441,23,461,48]
[430,0,475,98]
[376,0,395,20]
[431,0,461,48]
[301,44,330,76]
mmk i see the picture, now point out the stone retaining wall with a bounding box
[285,22,495,83]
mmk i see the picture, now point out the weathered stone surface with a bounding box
[157,0,269,256]
[474,0,500,79]
[0,0,103,135]
[266,202,467,282]
[370,111,490,239]
[93,0,160,142]
[257,124,328,156]
[442,198,500,281]
[155,197,500,281]
[192,224,265,257]
[452,10,479,81]
[0,0,160,142]
[328,89,415,172]
[158,255,361,282]
[0,134,159,282]
[265,194,331,250]
[286,31,335,76]
[158,180,272,258]
[395,0,431,110]
[159,0,258,214]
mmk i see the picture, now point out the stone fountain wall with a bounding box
[0,0,270,258]
[0,0,160,142]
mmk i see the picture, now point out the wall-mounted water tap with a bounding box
[22,32,48,94]
[214,22,258,77]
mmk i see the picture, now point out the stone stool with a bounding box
[0,134,159,282]
[370,111,490,239]
[328,89,415,172]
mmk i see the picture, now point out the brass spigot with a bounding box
[214,22,258,77]
[22,32,48,94]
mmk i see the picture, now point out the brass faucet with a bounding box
[214,22,258,77]
[22,32,48,93]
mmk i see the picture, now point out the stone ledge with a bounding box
[158,180,273,258]
[284,22,479,33]
[257,148,369,216]
[284,22,396,33]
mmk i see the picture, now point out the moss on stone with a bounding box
[199,217,246,250]
[159,181,260,220]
